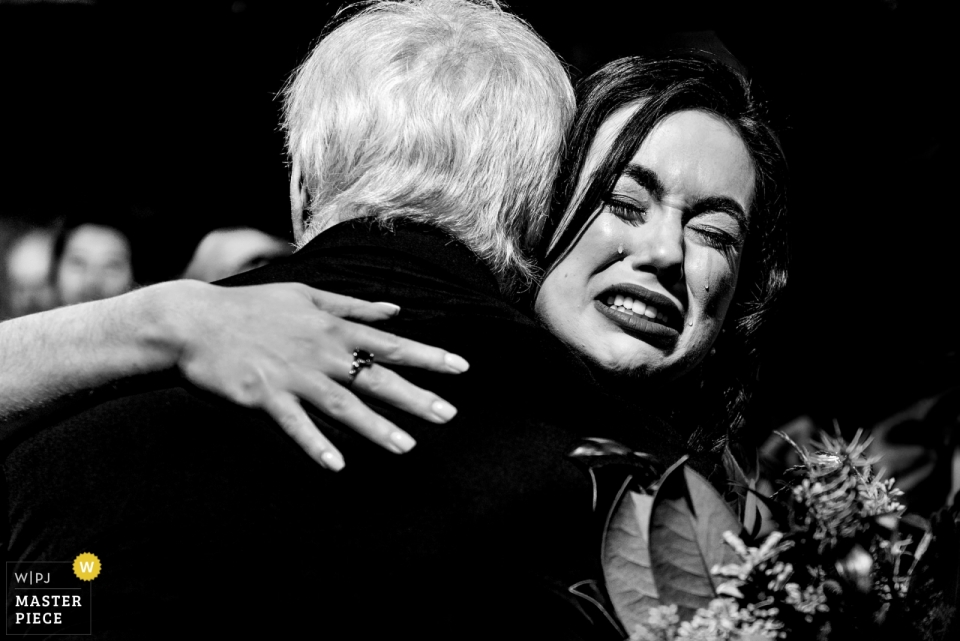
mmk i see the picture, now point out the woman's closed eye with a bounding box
[686,212,744,252]
[605,196,743,251]
[603,197,648,224]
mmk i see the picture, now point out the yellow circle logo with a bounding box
[73,553,101,581]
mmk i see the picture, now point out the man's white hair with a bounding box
[283,0,574,293]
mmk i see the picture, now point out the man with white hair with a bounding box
[5,2,669,638]
[283,0,571,293]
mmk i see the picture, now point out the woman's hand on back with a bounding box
[163,281,468,471]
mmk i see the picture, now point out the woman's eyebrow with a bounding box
[619,163,747,232]
[621,164,665,200]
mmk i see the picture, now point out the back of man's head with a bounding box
[283,0,574,293]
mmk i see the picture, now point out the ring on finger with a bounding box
[348,349,376,384]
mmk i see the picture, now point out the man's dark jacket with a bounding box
[3,219,693,639]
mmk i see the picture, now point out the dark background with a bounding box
[0,0,953,438]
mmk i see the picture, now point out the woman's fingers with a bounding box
[298,286,401,322]
[346,325,470,374]
[294,372,418,458]
[350,364,458,425]
[172,282,468,468]
[297,285,470,373]
[261,393,346,472]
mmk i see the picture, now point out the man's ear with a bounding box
[289,159,310,242]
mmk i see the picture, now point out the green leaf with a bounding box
[685,466,743,577]
[650,459,742,619]
[722,443,761,536]
[602,487,659,633]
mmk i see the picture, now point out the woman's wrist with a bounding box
[133,279,213,376]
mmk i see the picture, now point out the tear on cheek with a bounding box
[701,256,739,317]
[705,277,738,317]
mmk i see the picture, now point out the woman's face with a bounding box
[535,108,755,381]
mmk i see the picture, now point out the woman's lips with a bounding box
[596,283,684,329]
[594,299,681,346]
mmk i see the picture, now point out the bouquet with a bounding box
[567,431,960,640]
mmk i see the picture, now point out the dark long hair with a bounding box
[538,54,790,453]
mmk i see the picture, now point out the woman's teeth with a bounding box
[606,295,669,323]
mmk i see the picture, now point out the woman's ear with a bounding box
[289,159,310,242]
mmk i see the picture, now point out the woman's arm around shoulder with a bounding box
[0,280,468,470]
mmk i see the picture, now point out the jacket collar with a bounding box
[297,217,502,300]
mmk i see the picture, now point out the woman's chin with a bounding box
[585,338,670,379]
[578,333,705,384]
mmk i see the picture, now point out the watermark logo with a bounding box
[6,554,97,636]
[72,554,101,582]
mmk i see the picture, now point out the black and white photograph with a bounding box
[1,0,955,638]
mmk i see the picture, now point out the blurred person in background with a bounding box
[52,216,135,306]
[181,226,292,282]
[3,227,57,318]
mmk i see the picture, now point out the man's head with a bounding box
[283,0,574,293]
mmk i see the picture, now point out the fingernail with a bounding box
[430,400,458,422]
[373,302,401,316]
[321,450,345,471]
[389,430,417,453]
[444,353,470,373]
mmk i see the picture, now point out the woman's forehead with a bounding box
[634,112,754,206]
[581,106,754,209]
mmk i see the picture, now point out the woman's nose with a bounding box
[628,211,684,284]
